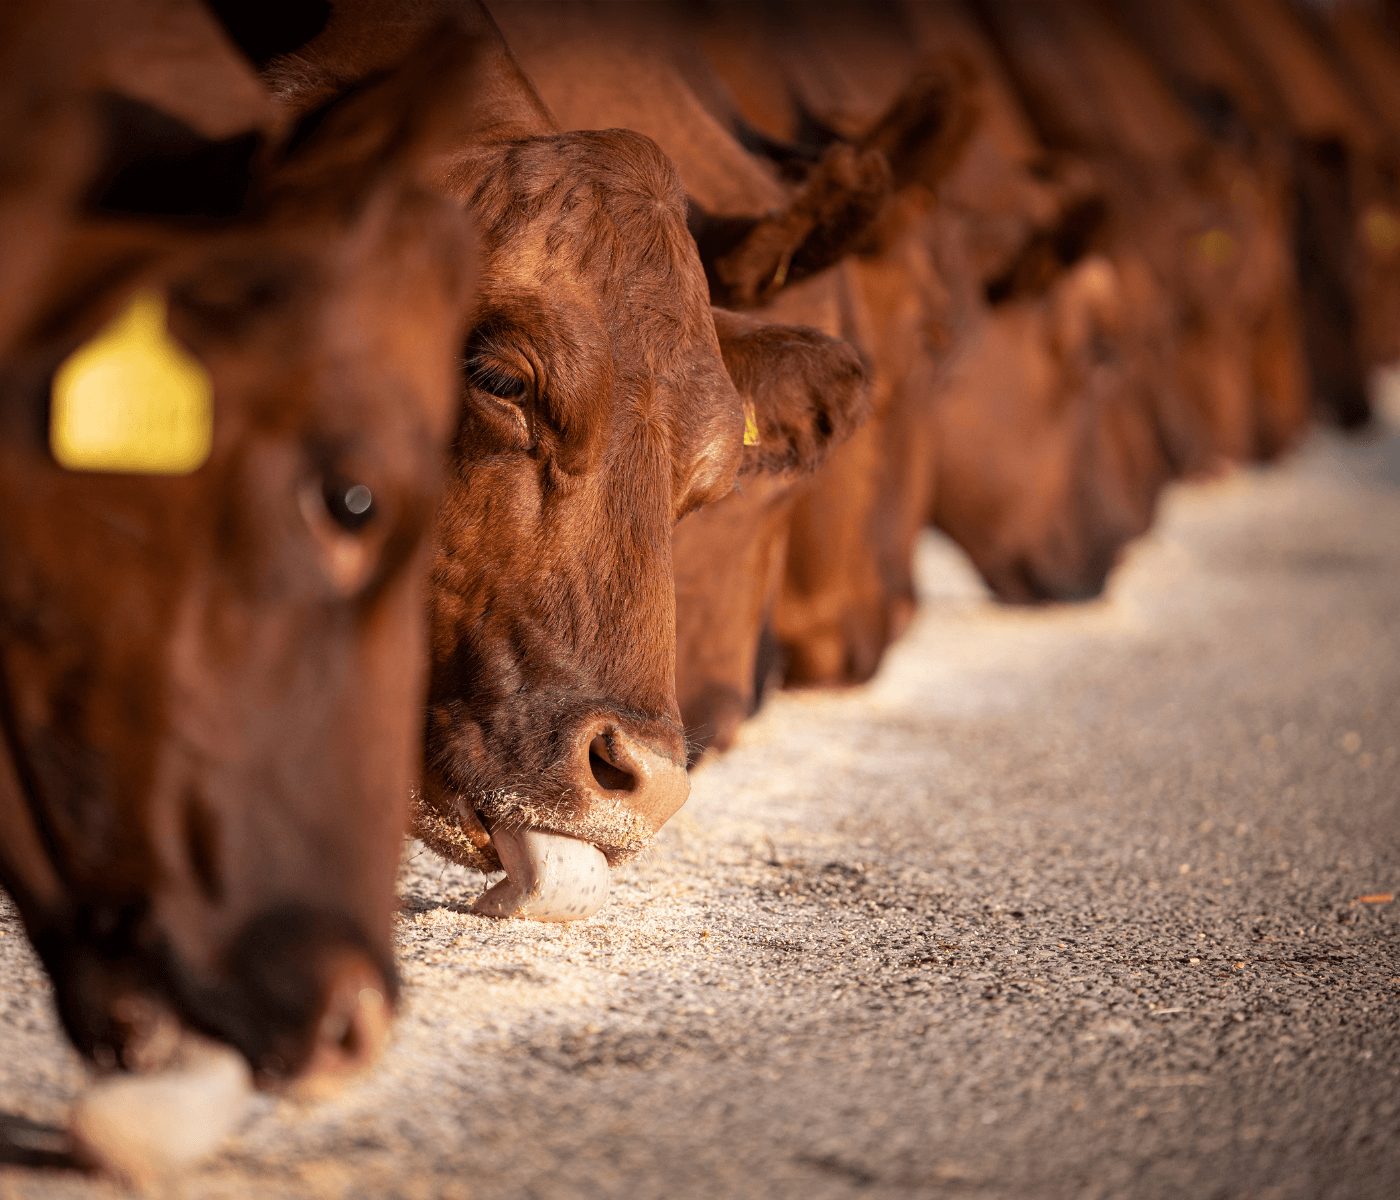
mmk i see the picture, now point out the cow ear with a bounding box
[84,93,264,221]
[697,143,892,309]
[10,96,265,358]
[856,55,980,193]
[983,187,1109,304]
[711,307,870,477]
[697,56,978,309]
[271,21,482,204]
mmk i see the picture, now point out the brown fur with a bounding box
[675,295,870,760]
[703,0,1188,691]
[974,0,1306,466]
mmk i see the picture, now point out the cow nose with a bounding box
[581,720,689,829]
[296,953,392,1096]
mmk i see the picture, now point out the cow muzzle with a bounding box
[416,719,690,922]
[471,722,688,921]
[64,941,390,1184]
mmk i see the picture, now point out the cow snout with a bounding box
[680,683,750,765]
[578,719,689,831]
[992,550,1114,605]
[465,720,688,925]
[215,909,396,1090]
[296,951,392,1096]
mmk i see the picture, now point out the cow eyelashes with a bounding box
[466,357,528,402]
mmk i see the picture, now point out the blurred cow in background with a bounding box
[0,0,478,1090]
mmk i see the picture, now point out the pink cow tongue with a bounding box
[472,827,610,922]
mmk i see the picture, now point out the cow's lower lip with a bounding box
[70,1035,254,1183]
[471,827,611,922]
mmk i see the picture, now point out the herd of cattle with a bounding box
[1,0,1396,1166]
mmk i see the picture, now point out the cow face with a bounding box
[932,255,1173,604]
[1144,152,1308,467]
[771,223,964,692]
[417,130,867,910]
[0,41,477,1087]
[674,308,868,761]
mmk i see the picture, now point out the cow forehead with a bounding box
[467,134,721,361]
[450,131,743,484]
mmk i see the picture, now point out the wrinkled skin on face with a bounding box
[0,43,477,1086]
[260,0,875,914]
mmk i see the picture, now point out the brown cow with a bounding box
[268,0,871,916]
[483,1,881,757]
[1097,0,1347,443]
[699,0,1188,667]
[493,1,967,748]
[1207,0,1400,427]
[1097,0,1312,460]
[0,6,477,1087]
[1307,0,1400,375]
[973,0,1309,467]
[674,288,869,761]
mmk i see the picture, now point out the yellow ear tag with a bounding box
[1192,227,1237,268]
[1363,206,1400,255]
[50,290,213,475]
[742,402,761,447]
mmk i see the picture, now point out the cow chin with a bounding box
[979,539,1118,606]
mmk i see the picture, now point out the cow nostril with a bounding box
[320,985,386,1063]
[588,734,639,793]
[573,724,690,833]
[300,960,391,1094]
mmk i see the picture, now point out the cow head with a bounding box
[674,307,868,761]
[0,36,477,1088]
[416,129,867,916]
[932,252,1175,604]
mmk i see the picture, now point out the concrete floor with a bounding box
[1,415,1397,1199]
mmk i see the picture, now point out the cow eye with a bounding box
[467,358,528,402]
[322,480,376,533]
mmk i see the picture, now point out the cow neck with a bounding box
[1215,0,1379,148]
[265,0,553,143]
[489,0,788,215]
